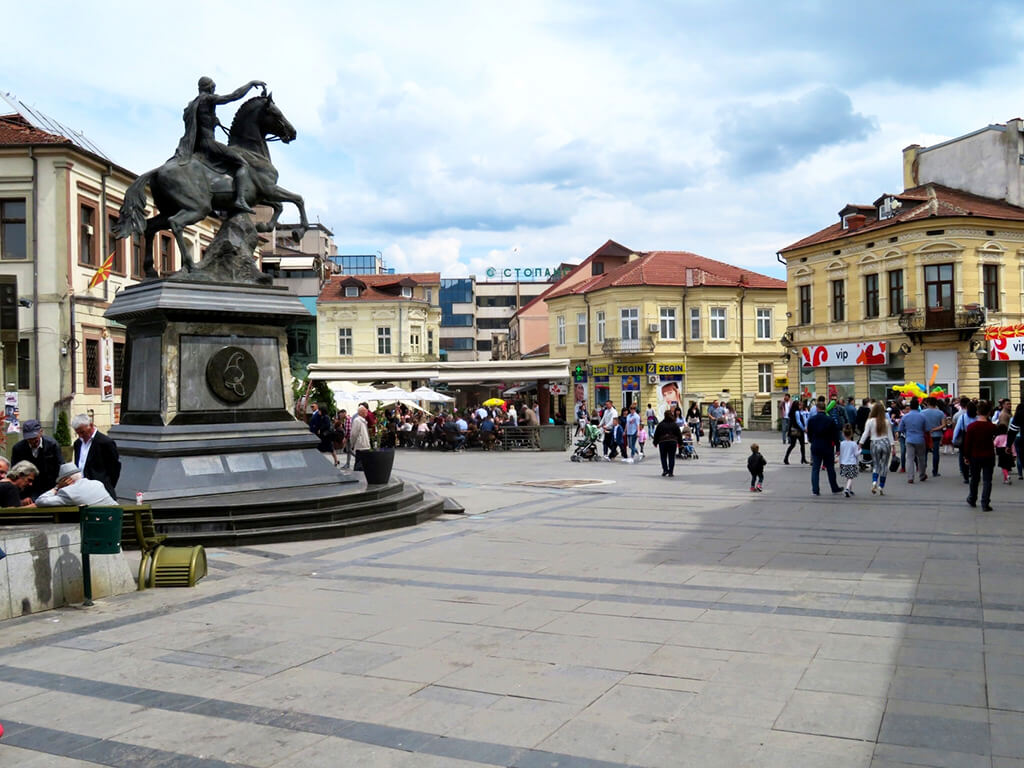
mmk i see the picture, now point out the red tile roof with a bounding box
[0,113,72,145]
[545,250,784,299]
[780,184,1024,253]
[514,239,634,316]
[318,272,440,302]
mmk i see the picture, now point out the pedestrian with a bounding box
[859,401,895,495]
[898,398,928,483]
[838,424,859,497]
[653,409,682,477]
[636,419,647,459]
[686,401,702,444]
[995,423,1015,485]
[674,407,687,458]
[71,413,122,498]
[964,400,997,511]
[1010,402,1024,479]
[779,394,792,445]
[747,443,766,492]
[783,401,809,464]
[922,397,946,477]
[645,403,657,439]
[625,403,641,460]
[952,398,976,484]
[807,395,842,496]
[608,417,623,461]
[598,400,617,458]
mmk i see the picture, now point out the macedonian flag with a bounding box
[88,252,115,289]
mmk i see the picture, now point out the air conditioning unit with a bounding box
[647,323,659,334]
[647,374,659,384]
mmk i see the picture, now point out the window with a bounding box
[576,312,586,344]
[427,329,434,355]
[476,295,517,307]
[113,341,125,388]
[338,328,352,356]
[710,307,726,339]
[425,287,433,304]
[131,234,144,278]
[441,278,473,304]
[831,279,845,322]
[659,308,676,339]
[620,308,639,340]
[287,327,311,357]
[16,338,30,390]
[401,286,412,298]
[441,312,473,326]
[475,317,509,330]
[596,311,605,343]
[799,285,812,325]
[689,307,700,339]
[107,213,125,274]
[924,263,954,310]
[592,261,604,276]
[476,339,492,352]
[410,331,420,350]
[864,274,880,318]
[557,315,566,345]
[983,265,1000,311]
[377,327,392,355]
[85,338,99,389]
[440,336,474,351]
[159,234,174,275]
[0,200,26,260]
[758,363,772,394]
[79,202,97,266]
[755,308,772,340]
[887,269,904,315]
[344,285,359,298]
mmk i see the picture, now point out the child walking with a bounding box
[747,443,766,492]
[995,423,1015,484]
[839,423,859,497]
[636,421,647,459]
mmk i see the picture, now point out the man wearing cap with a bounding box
[10,419,62,501]
[71,414,121,498]
[34,463,115,508]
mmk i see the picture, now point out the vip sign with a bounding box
[989,337,1024,360]
[801,341,887,368]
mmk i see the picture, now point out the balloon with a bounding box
[892,382,927,400]
[928,363,940,389]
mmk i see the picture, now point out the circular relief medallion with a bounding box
[206,346,260,404]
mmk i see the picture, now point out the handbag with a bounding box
[789,427,802,438]
[889,455,900,473]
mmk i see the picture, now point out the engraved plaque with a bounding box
[226,453,267,473]
[181,456,226,476]
[267,451,306,470]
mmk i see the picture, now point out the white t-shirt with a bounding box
[839,439,860,466]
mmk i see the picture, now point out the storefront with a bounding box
[588,361,687,412]
[799,340,889,401]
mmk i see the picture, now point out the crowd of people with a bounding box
[777,391,1022,510]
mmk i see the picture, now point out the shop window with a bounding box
[887,269,904,315]
[757,363,772,393]
[983,265,1000,311]
[831,279,845,322]
[864,274,879,318]
[869,362,906,403]
[799,366,816,399]
[0,199,27,260]
[594,378,609,405]
[827,365,855,401]
[798,285,811,325]
[979,359,1008,403]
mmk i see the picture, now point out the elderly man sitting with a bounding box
[34,463,116,508]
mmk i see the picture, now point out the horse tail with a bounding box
[112,170,154,239]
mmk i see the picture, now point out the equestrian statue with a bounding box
[113,77,308,284]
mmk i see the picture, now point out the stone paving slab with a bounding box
[1,433,1024,766]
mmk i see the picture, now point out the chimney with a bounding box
[902,144,921,189]
[847,214,867,231]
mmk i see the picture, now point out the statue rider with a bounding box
[175,76,266,214]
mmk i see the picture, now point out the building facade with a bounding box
[439,276,549,362]
[316,272,441,367]
[0,110,220,433]
[544,248,786,420]
[779,119,1024,404]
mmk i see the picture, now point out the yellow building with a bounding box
[316,272,441,366]
[544,248,787,421]
[779,124,1024,403]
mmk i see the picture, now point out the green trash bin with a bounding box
[80,507,123,605]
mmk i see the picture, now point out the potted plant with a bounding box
[355,403,395,485]
[54,411,73,462]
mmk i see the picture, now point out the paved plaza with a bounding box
[2,433,1024,767]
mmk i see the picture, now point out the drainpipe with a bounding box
[739,282,747,407]
[681,286,687,355]
[29,148,40,415]
[100,166,111,301]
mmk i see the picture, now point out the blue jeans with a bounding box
[811,450,840,495]
[627,433,638,457]
[781,417,790,444]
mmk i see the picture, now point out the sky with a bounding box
[4,1,1024,280]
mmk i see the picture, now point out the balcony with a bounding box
[897,304,986,342]
[601,336,656,356]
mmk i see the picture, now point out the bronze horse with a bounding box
[113,94,308,278]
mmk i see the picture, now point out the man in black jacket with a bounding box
[10,419,62,500]
[71,414,121,498]
[652,410,683,477]
[807,396,842,496]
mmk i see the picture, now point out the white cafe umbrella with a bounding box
[411,386,455,403]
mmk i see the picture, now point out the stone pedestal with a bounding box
[105,280,356,503]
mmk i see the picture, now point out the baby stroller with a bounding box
[570,423,602,462]
[859,438,873,473]
[680,434,699,460]
[714,420,732,448]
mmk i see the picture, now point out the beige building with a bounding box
[544,246,786,420]
[779,118,1024,403]
[0,108,220,433]
[316,272,441,366]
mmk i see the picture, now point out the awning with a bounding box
[502,383,538,395]
[308,359,570,384]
